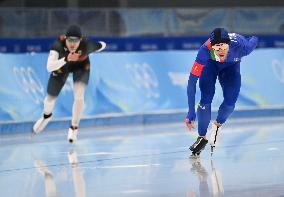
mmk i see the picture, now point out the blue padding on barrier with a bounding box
[1,107,283,135]
[2,49,284,123]
[0,35,284,53]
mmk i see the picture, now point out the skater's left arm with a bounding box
[238,34,258,56]
[85,40,106,54]
[73,39,106,62]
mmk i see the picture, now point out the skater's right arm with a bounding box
[46,40,67,72]
[186,42,209,128]
[46,50,66,72]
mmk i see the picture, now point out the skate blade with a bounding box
[211,146,215,156]
[189,155,199,159]
[189,152,200,159]
[30,130,37,139]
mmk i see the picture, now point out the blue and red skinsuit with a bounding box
[187,33,258,136]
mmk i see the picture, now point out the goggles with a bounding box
[66,37,81,43]
[212,43,229,51]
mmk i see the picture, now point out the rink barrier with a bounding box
[0,107,284,135]
[1,35,284,53]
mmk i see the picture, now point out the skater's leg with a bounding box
[71,82,86,128]
[210,64,241,152]
[43,95,56,116]
[216,103,235,124]
[216,63,241,124]
[68,82,86,143]
[68,68,89,143]
[33,95,56,133]
[33,72,68,134]
[197,103,212,136]
[189,62,217,156]
[197,61,218,136]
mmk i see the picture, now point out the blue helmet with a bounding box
[210,28,230,45]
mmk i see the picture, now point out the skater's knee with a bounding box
[74,97,84,102]
[223,99,236,108]
[45,94,56,103]
[223,91,239,105]
[198,103,211,110]
[200,94,214,105]
[74,92,85,101]
[43,95,56,115]
[73,82,86,99]
[216,102,235,124]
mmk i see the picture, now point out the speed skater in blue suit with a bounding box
[185,27,258,156]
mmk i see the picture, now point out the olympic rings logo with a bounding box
[13,66,44,104]
[125,63,159,98]
[168,72,188,87]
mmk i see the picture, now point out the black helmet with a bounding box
[65,25,82,38]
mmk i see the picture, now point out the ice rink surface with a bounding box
[1,116,284,197]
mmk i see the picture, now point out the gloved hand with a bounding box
[67,52,80,62]
[185,111,196,130]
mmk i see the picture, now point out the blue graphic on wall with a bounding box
[0,49,284,122]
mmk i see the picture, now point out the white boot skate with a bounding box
[209,121,222,155]
[68,126,78,143]
[33,114,52,134]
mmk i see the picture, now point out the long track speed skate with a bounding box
[189,136,208,157]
